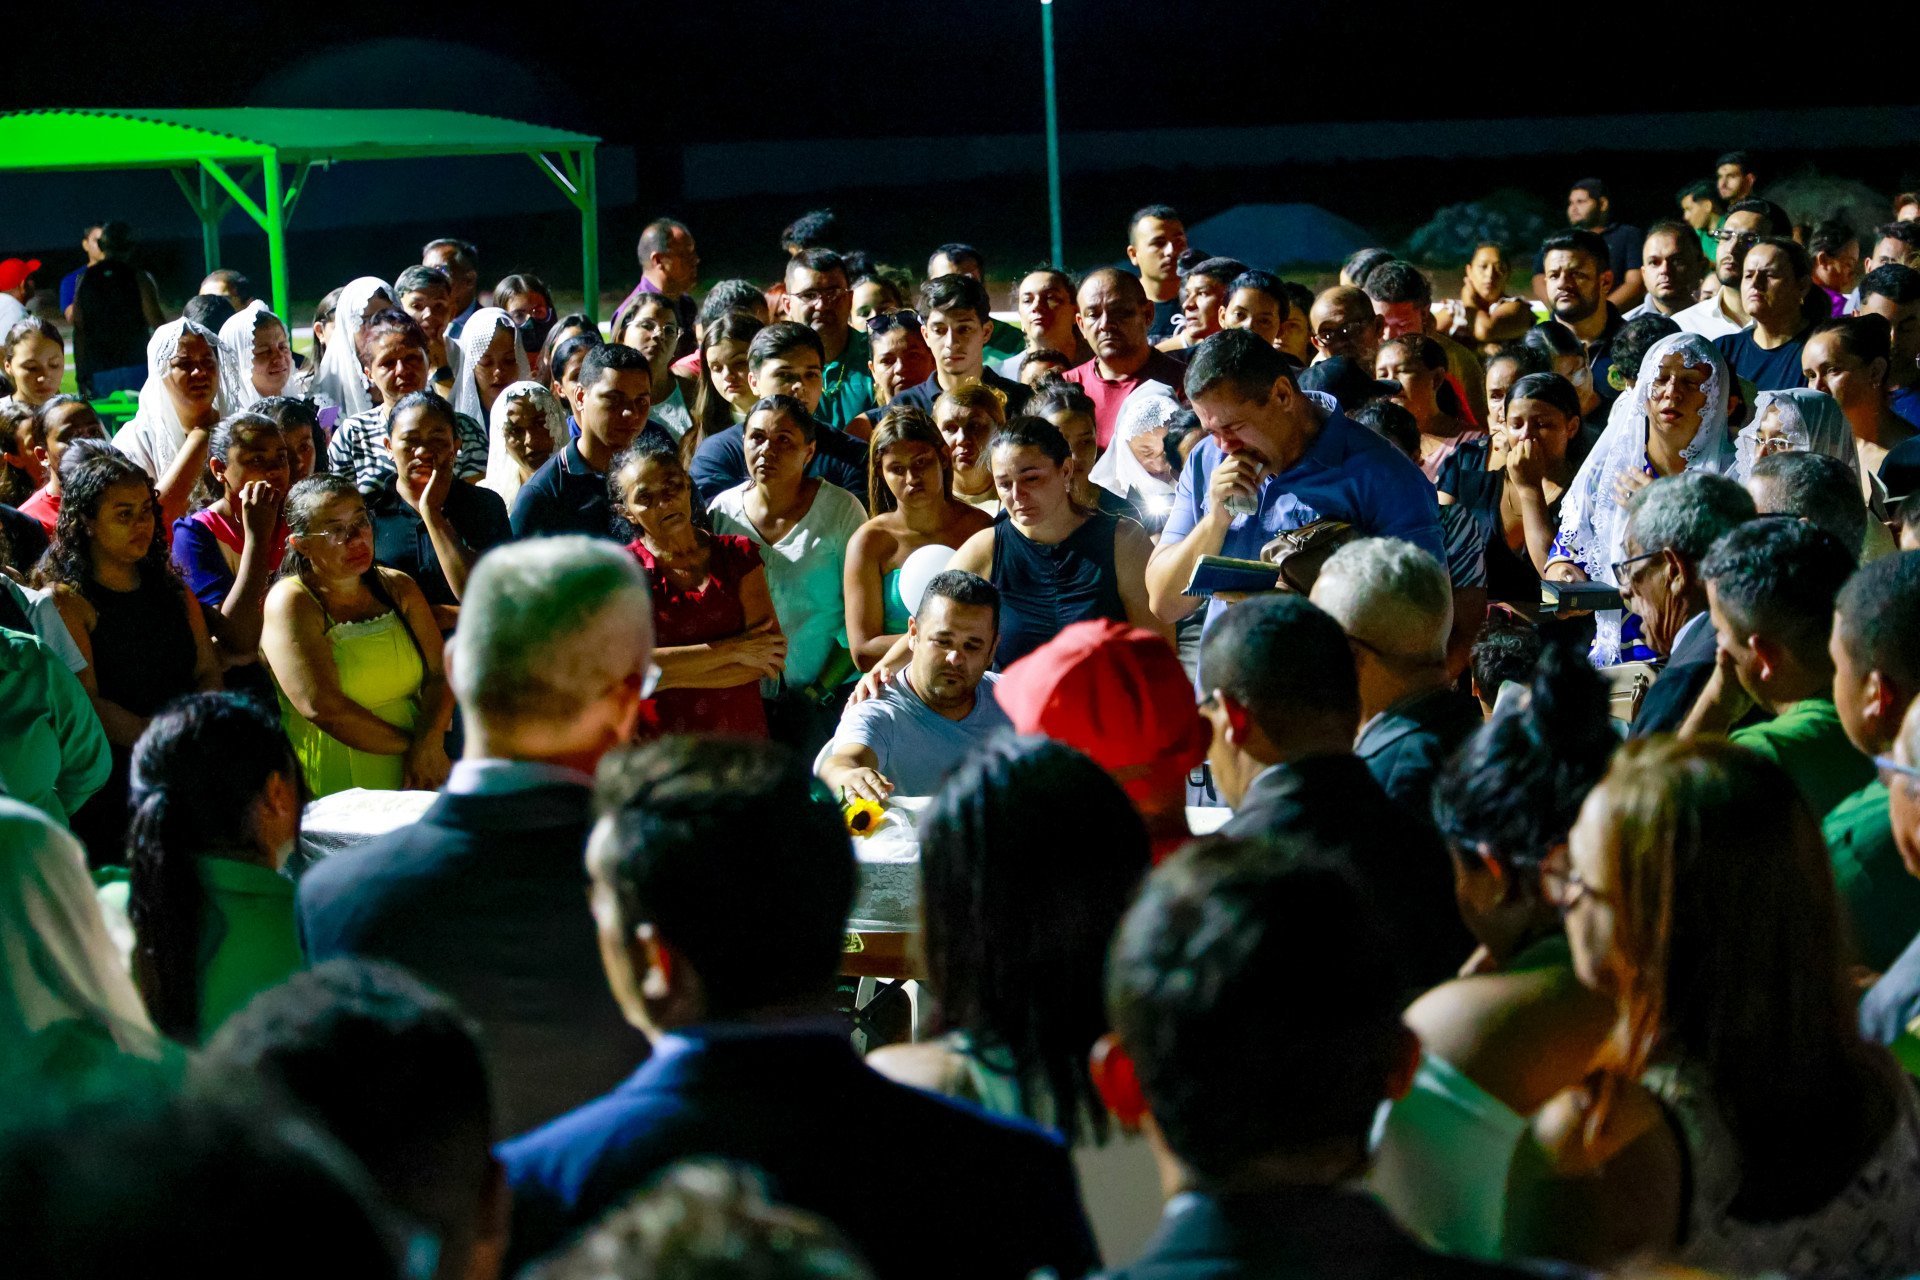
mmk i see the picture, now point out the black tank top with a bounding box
[74,260,150,376]
[82,568,198,717]
[989,511,1126,670]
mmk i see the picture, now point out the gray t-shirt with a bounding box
[832,671,1010,796]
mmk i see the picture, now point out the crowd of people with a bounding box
[11,148,1920,1278]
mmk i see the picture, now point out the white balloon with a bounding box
[895,544,957,619]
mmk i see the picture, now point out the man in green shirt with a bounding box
[1827,552,1920,970]
[784,249,872,433]
[1684,518,1871,819]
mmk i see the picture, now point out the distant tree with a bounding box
[1406,190,1552,267]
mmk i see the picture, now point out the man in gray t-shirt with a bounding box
[819,571,1008,800]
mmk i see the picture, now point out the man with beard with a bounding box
[1530,179,1645,309]
[1062,267,1189,447]
[1538,230,1626,406]
[1624,222,1710,320]
[817,571,1009,801]
[1716,150,1759,204]
[1674,199,1777,339]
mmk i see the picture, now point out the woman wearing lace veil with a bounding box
[1730,388,1858,482]
[481,380,568,510]
[1089,381,1183,531]
[450,306,529,428]
[305,276,392,418]
[1544,331,1735,665]
[216,301,299,412]
[111,317,225,530]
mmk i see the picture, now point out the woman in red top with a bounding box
[611,435,785,736]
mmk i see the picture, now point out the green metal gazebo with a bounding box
[0,108,605,322]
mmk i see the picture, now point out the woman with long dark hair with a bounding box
[843,406,992,670]
[1509,738,1920,1273]
[685,311,764,465]
[171,412,290,697]
[868,735,1161,1264]
[879,416,1167,675]
[41,444,222,863]
[1369,642,1619,1258]
[121,693,303,1045]
[259,473,450,797]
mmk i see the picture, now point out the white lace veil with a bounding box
[482,380,570,508]
[306,276,391,415]
[216,300,288,411]
[111,317,224,480]
[1553,331,1734,664]
[1734,388,1858,482]
[1091,380,1182,503]
[0,799,161,1068]
[451,307,529,426]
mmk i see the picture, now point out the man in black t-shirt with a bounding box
[1532,178,1645,312]
[1126,203,1189,342]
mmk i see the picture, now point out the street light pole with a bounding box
[1042,0,1064,268]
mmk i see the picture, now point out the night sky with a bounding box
[5,4,1870,144]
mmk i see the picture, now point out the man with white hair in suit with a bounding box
[1310,537,1480,826]
[297,536,658,1136]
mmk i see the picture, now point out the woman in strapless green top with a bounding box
[1368,645,1618,1260]
[260,474,452,799]
[843,406,993,670]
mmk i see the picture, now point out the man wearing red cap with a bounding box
[995,618,1209,860]
[0,259,40,335]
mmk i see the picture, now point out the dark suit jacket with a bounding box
[1107,1189,1566,1280]
[295,783,648,1137]
[1222,754,1473,992]
[1354,687,1483,827]
[1629,612,1717,739]
[499,1030,1100,1280]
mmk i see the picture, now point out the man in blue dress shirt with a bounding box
[1146,329,1445,682]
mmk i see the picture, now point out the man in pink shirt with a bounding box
[1062,268,1188,448]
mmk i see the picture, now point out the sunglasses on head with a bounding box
[866,309,923,337]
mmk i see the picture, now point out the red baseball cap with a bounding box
[0,259,41,292]
[995,619,1210,802]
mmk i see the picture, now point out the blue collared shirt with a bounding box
[1161,408,1446,670]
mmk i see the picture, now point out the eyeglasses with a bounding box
[1610,548,1664,585]
[1876,755,1920,791]
[1312,320,1373,345]
[1711,229,1762,247]
[629,318,680,339]
[506,306,552,326]
[308,513,372,543]
[866,309,923,337]
[1540,863,1601,910]
[792,285,848,306]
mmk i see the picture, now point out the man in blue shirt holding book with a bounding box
[1146,329,1445,678]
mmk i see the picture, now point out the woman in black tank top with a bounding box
[39,447,220,863]
[941,415,1171,670]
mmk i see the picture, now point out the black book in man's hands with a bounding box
[1184,556,1282,598]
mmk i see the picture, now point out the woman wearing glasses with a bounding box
[618,294,691,439]
[1543,332,1736,665]
[260,474,450,797]
[1507,738,1920,1277]
[1368,642,1617,1260]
